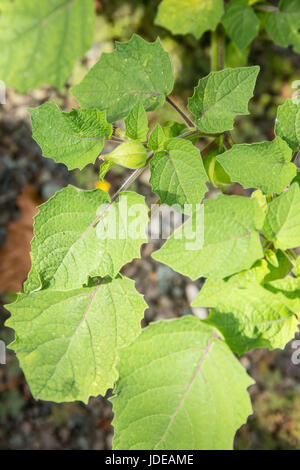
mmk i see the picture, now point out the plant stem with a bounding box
[93,151,154,227]
[253,5,278,13]
[166,96,195,127]
[211,26,225,71]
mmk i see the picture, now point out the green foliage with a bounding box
[0,0,95,92]
[222,0,259,50]
[29,186,148,290]
[153,194,264,279]
[275,98,300,152]
[265,0,300,54]
[147,123,166,151]
[4,28,300,450]
[71,34,174,122]
[111,316,253,450]
[263,184,300,250]
[125,102,149,141]
[7,276,147,402]
[193,262,299,355]
[188,67,259,133]
[149,138,208,209]
[29,102,112,170]
[155,0,224,39]
[217,137,296,194]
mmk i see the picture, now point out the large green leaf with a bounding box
[265,0,300,54]
[155,0,224,39]
[71,34,174,123]
[217,137,296,194]
[111,316,253,450]
[263,183,300,250]
[29,186,148,291]
[29,102,112,171]
[192,263,299,355]
[188,67,259,134]
[0,0,95,92]
[222,0,259,50]
[7,276,147,402]
[275,98,300,152]
[153,194,264,279]
[149,138,208,210]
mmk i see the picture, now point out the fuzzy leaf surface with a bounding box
[193,263,299,355]
[71,34,174,122]
[7,277,147,402]
[275,98,300,152]
[149,138,208,209]
[29,102,112,170]
[188,67,259,133]
[222,0,259,50]
[263,183,300,250]
[0,0,95,92]
[111,316,253,450]
[29,186,148,290]
[217,137,296,194]
[265,0,300,54]
[155,0,224,39]
[153,194,264,279]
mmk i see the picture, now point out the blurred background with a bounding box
[0,0,300,450]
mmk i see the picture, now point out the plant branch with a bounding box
[211,26,225,72]
[166,96,195,128]
[253,5,278,13]
[93,151,154,227]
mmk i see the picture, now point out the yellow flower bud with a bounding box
[103,141,147,169]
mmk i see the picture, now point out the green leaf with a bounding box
[153,194,264,279]
[265,0,300,54]
[217,137,296,194]
[225,41,250,68]
[99,160,116,182]
[188,66,259,134]
[263,183,300,250]
[275,98,300,152]
[29,186,148,290]
[162,121,187,138]
[6,276,147,402]
[0,0,95,92]
[266,276,300,314]
[147,123,166,151]
[71,34,174,123]
[203,146,233,191]
[125,102,149,141]
[155,0,224,39]
[149,138,208,210]
[293,257,300,276]
[29,102,112,171]
[193,264,299,355]
[111,316,253,450]
[264,250,293,282]
[222,0,259,50]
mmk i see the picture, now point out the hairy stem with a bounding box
[166,96,195,128]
